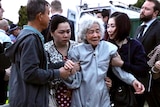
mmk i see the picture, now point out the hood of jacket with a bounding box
[5,29,35,63]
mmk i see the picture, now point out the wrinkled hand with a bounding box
[105,77,112,89]
[111,53,124,67]
[59,60,75,79]
[132,79,145,94]
[71,62,80,74]
[154,61,160,71]
[64,60,80,75]
[64,60,75,70]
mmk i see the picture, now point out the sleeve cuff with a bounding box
[151,66,160,73]
[53,69,60,79]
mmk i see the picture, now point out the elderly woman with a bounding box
[64,14,145,107]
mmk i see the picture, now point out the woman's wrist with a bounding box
[151,66,160,73]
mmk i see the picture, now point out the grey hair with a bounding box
[78,14,105,42]
[0,19,8,28]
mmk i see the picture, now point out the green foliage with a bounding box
[133,0,145,8]
[17,6,27,28]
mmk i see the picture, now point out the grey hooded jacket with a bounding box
[64,41,136,107]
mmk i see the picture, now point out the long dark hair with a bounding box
[109,12,131,42]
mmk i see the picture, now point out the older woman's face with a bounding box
[86,23,101,47]
[52,22,71,45]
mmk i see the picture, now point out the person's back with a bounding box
[0,1,11,105]
[101,9,109,26]
[0,19,12,105]
[101,9,109,40]
[0,41,10,105]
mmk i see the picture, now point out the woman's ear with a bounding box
[50,32,54,37]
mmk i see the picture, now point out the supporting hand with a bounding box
[59,60,75,79]
[105,77,112,89]
[111,53,124,67]
[132,79,145,94]
[59,67,72,79]
[64,60,75,70]
[154,61,160,72]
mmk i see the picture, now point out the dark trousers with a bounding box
[135,94,145,107]
[145,78,160,107]
[0,80,8,105]
[0,71,8,105]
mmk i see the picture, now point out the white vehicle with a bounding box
[67,0,141,41]
[78,1,140,19]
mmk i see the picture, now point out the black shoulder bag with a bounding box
[110,40,137,107]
